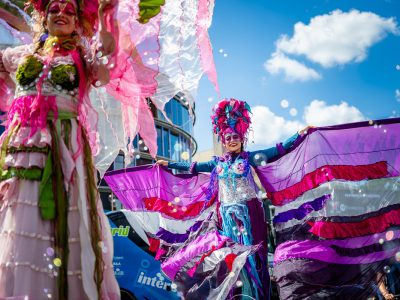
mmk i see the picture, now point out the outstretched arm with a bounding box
[156,159,216,173]
[249,125,313,164]
[91,0,116,86]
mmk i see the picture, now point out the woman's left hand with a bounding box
[298,125,315,136]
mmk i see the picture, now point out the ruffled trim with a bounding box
[8,126,52,148]
[0,261,82,276]
[0,229,80,243]
[5,152,47,169]
[4,198,86,212]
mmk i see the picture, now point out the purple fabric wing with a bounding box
[104,165,211,214]
[254,118,400,299]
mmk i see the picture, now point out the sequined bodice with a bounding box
[215,157,258,204]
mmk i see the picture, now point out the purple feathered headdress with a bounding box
[211,98,252,143]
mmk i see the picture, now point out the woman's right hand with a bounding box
[383,293,395,300]
[156,160,168,167]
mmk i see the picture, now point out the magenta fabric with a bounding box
[274,238,400,265]
[143,195,214,219]
[104,165,211,218]
[161,231,229,279]
[0,76,13,113]
[196,0,219,95]
[278,229,400,252]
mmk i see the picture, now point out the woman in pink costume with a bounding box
[0,0,120,298]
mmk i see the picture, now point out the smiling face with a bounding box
[46,0,78,38]
[223,132,243,153]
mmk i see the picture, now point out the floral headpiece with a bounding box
[211,98,252,143]
[26,0,99,37]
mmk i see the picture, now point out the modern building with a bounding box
[99,95,197,211]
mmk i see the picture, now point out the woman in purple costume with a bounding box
[157,98,310,299]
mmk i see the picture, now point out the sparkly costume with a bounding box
[167,134,298,299]
[0,20,119,300]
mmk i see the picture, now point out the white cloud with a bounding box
[276,10,399,67]
[250,100,365,148]
[396,89,400,101]
[251,106,304,146]
[264,52,321,82]
[303,100,365,126]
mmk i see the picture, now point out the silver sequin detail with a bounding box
[219,176,258,204]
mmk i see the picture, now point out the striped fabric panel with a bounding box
[268,161,388,206]
[274,177,400,231]
[256,121,400,193]
[261,120,400,299]
[143,194,215,220]
[273,194,330,224]
[122,205,216,236]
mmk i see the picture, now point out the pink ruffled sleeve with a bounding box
[1,44,33,74]
[0,45,33,112]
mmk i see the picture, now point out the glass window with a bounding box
[156,126,163,156]
[171,133,180,161]
[165,101,172,120]
[157,109,166,122]
[162,128,170,158]
[176,101,183,126]
[114,154,125,170]
[132,135,139,150]
[182,106,188,130]
[185,139,191,163]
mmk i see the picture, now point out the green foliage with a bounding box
[16,55,43,86]
[50,65,79,90]
[138,0,165,24]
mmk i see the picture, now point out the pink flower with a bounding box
[232,161,245,174]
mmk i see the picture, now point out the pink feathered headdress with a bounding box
[211,98,252,143]
[26,0,100,37]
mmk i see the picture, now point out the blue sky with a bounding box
[194,0,400,152]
